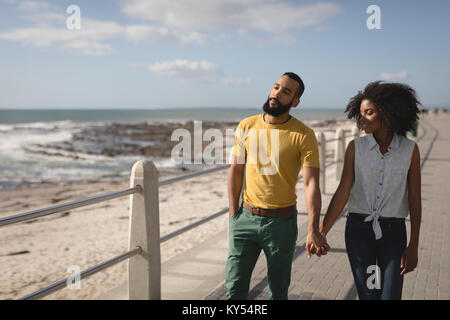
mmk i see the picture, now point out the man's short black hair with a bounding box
[283,72,305,98]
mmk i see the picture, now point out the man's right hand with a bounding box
[306,230,330,259]
[229,207,239,218]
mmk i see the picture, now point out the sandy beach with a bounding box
[0,118,357,300]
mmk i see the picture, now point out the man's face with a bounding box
[263,76,300,117]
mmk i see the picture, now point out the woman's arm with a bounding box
[401,143,422,274]
[320,140,355,235]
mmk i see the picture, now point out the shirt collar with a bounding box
[390,134,401,150]
[368,133,401,150]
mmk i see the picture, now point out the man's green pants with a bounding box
[225,206,298,300]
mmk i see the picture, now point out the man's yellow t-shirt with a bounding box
[233,114,320,209]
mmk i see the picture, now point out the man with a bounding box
[226,72,329,300]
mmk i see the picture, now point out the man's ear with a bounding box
[291,97,300,109]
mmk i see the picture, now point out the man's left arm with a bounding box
[303,166,329,258]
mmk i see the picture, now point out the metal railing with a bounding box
[0,186,142,227]
[0,126,361,300]
[19,247,143,300]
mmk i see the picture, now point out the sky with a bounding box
[0,0,449,110]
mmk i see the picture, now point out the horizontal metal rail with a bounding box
[321,137,339,144]
[0,166,232,228]
[0,186,142,227]
[159,164,230,186]
[160,207,228,243]
[325,160,338,169]
[321,134,353,145]
[20,246,142,300]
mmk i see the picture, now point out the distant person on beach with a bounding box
[226,72,329,300]
[320,81,422,300]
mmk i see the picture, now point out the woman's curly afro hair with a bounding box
[345,81,421,136]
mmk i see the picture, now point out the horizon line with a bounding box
[0,106,347,111]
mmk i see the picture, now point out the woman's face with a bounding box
[359,99,384,134]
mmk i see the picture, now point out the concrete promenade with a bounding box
[99,115,449,300]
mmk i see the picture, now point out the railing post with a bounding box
[335,128,345,180]
[352,126,360,140]
[128,160,161,300]
[316,132,326,194]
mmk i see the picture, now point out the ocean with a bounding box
[0,108,347,189]
[0,108,347,124]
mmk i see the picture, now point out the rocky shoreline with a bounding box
[26,120,240,159]
[0,118,351,191]
[25,119,345,159]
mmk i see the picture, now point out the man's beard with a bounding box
[262,96,294,117]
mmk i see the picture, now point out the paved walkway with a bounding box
[98,115,449,300]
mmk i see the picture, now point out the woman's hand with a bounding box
[400,245,418,275]
[306,230,330,258]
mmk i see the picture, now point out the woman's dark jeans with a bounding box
[345,213,407,300]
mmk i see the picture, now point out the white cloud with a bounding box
[148,59,224,81]
[17,0,50,11]
[380,71,408,81]
[15,1,65,26]
[120,0,342,33]
[0,3,206,56]
[60,39,115,56]
[124,25,207,45]
[0,17,124,56]
[145,60,254,85]
[1,0,342,56]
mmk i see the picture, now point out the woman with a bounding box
[320,81,422,300]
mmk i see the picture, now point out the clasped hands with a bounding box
[306,229,330,259]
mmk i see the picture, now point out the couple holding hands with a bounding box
[226,72,421,300]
